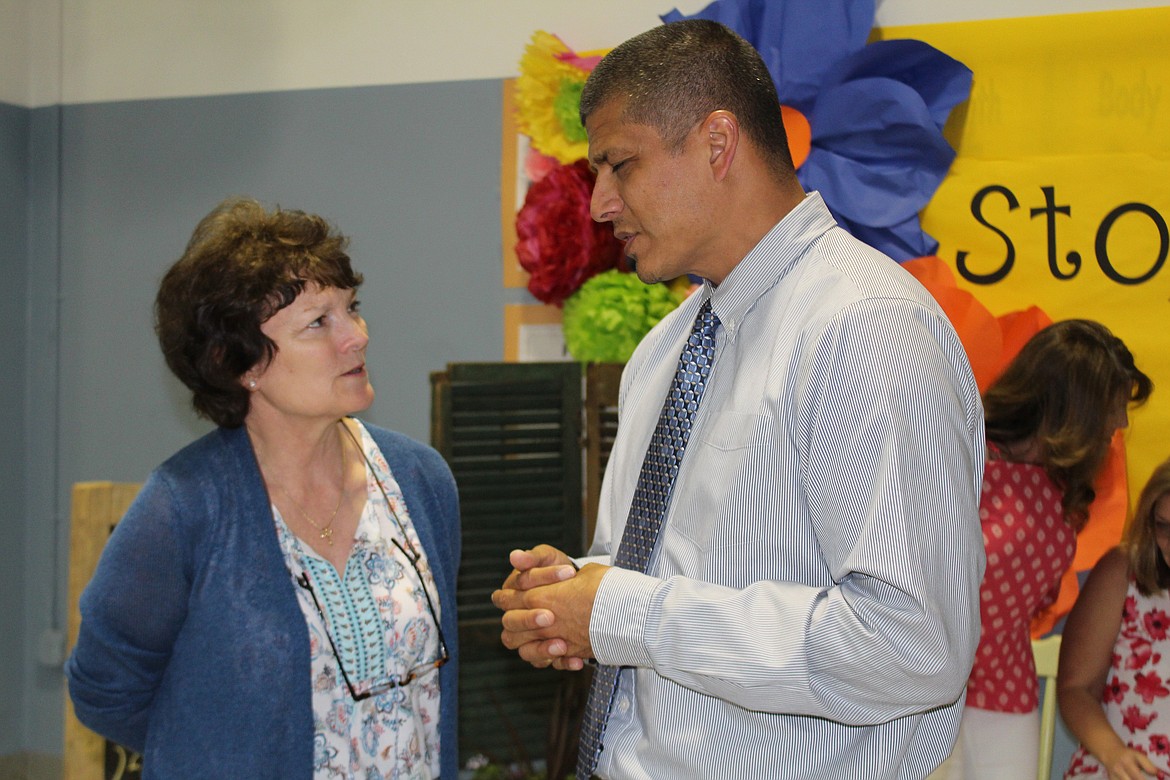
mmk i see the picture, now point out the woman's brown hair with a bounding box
[983,319,1152,530]
[155,197,362,428]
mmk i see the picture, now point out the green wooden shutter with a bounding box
[583,364,623,546]
[431,362,585,770]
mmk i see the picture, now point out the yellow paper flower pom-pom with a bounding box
[516,31,591,164]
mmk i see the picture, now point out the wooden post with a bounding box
[64,482,140,780]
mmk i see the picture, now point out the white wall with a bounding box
[0,0,59,107]
[3,0,1168,107]
[0,1,29,106]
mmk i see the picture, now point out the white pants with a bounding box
[927,706,1040,780]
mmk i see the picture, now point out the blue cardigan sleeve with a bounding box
[65,470,193,752]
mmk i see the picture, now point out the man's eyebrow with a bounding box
[589,149,628,169]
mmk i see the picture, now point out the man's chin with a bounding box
[626,253,668,284]
[634,267,665,285]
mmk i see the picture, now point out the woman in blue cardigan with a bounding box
[66,197,460,779]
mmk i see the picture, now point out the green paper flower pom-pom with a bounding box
[553,78,588,144]
[562,269,686,363]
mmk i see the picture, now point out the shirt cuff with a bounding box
[590,567,661,668]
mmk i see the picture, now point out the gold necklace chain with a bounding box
[277,425,348,546]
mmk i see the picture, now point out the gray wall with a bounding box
[1,99,30,757]
[15,78,526,755]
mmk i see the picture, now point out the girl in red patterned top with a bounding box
[1060,458,1170,780]
[930,319,1152,780]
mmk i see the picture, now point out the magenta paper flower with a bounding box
[515,159,626,306]
[662,0,972,261]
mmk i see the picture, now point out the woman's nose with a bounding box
[342,314,369,350]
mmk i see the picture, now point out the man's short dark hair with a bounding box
[579,19,794,176]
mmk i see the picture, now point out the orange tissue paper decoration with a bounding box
[902,256,1052,391]
[904,255,1128,637]
[781,106,812,170]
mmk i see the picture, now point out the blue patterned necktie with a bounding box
[577,299,720,779]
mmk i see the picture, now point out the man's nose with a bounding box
[590,173,622,223]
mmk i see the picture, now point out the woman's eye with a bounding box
[349,299,362,313]
[308,315,326,329]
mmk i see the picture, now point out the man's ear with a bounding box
[704,110,739,182]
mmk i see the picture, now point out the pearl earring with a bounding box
[249,380,256,389]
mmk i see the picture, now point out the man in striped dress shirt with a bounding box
[493,19,986,780]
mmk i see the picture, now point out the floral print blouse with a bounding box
[274,420,443,779]
[1066,577,1170,778]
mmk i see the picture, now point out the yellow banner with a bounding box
[881,7,1170,494]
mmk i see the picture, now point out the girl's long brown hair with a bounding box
[1124,458,1170,595]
